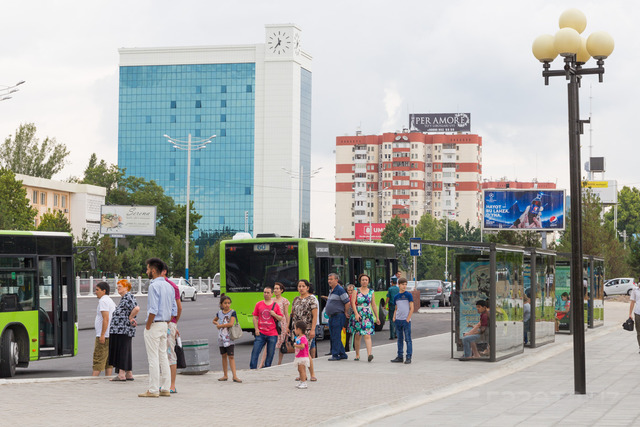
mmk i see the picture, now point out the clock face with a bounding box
[293,32,301,55]
[267,30,291,55]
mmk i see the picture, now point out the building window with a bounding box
[54,194,59,206]
[145,116,151,123]
[219,216,225,224]
[196,85,202,94]
[170,173,175,181]
[170,115,176,123]
[195,159,200,166]
[194,129,201,137]
[221,85,227,93]
[221,100,226,108]
[170,158,176,166]
[61,195,66,208]
[221,114,226,122]
[195,100,202,108]
[246,85,252,93]
[220,129,226,137]
[195,115,201,123]
[245,187,251,195]
[40,192,46,206]
[32,190,38,204]
[170,101,176,108]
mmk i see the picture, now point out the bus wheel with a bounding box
[374,302,386,332]
[0,329,18,378]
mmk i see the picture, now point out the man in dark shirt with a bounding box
[326,273,350,361]
[462,300,488,359]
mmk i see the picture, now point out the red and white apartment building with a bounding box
[335,130,483,240]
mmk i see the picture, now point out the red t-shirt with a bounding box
[253,300,283,336]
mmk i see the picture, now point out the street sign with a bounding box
[410,238,422,256]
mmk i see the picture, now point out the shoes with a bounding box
[170,388,177,393]
[328,357,341,361]
[404,358,412,364]
[368,355,374,362]
[159,390,171,397]
[296,382,308,389]
[389,337,396,340]
[138,391,159,398]
[340,355,348,360]
[390,357,404,363]
[324,352,332,356]
[233,378,242,383]
[110,377,127,382]
[126,378,135,381]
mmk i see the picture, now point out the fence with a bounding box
[75,276,215,297]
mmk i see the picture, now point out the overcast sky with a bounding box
[1,1,635,238]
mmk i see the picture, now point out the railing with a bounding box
[75,276,215,297]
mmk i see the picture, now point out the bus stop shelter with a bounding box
[523,248,556,348]
[414,240,525,362]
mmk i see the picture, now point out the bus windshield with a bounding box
[225,242,299,292]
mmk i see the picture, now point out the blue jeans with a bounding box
[389,305,397,339]
[462,334,480,358]
[395,319,412,359]
[249,334,277,369]
[328,314,347,359]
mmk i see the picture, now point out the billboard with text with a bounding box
[483,190,565,231]
[100,205,157,236]
[355,223,386,240]
[409,113,471,133]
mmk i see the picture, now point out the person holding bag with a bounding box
[249,286,283,369]
[213,295,242,383]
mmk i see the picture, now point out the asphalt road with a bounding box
[12,294,452,379]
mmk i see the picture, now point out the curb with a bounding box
[317,323,618,427]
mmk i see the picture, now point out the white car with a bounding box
[603,277,637,296]
[212,273,221,297]
[176,278,198,301]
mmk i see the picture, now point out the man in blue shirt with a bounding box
[326,273,350,361]
[387,272,401,340]
[139,257,178,398]
[390,277,414,364]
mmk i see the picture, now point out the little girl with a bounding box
[213,295,242,383]
[293,320,310,389]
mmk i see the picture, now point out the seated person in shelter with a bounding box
[555,292,570,332]
[462,300,489,359]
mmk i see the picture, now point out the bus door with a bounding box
[38,256,74,357]
[349,258,363,284]
[315,258,332,316]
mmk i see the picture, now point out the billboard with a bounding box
[100,205,157,236]
[582,180,617,204]
[409,113,471,133]
[483,190,565,231]
[355,223,386,240]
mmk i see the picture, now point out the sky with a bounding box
[1,1,637,239]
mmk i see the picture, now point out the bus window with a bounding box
[375,259,387,292]
[0,257,37,311]
[225,243,299,292]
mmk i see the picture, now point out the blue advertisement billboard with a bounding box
[483,190,565,231]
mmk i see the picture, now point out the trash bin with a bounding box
[180,339,210,375]
[430,300,439,309]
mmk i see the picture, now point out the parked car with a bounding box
[212,273,221,297]
[176,278,198,301]
[415,280,447,307]
[603,277,637,297]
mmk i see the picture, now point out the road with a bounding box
[13,294,451,379]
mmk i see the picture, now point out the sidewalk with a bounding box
[1,302,635,426]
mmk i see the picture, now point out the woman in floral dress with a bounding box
[291,279,318,381]
[274,282,290,365]
[350,273,380,362]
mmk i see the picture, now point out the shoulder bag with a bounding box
[174,336,187,369]
[272,303,282,335]
[229,312,243,341]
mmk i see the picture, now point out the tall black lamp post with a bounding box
[532,8,614,395]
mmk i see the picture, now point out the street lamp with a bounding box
[282,166,322,238]
[532,8,613,395]
[164,133,216,280]
[1,80,26,101]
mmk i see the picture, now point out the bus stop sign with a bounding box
[410,238,422,256]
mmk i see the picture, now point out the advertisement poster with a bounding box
[100,205,157,236]
[483,190,565,231]
[409,113,471,133]
[355,223,386,240]
[458,260,490,338]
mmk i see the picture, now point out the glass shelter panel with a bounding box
[494,251,524,360]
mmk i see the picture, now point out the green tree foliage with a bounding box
[77,153,125,198]
[37,209,72,232]
[97,235,121,276]
[0,168,37,230]
[0,123,69,179]
[415,214,445,280]
[381,217,410,271]
[74,229,100,276]
[191,233,232,278]
[484,230,541,247]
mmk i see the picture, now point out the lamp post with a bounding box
[164,133,216,280]
[532,8,614,395]
[282,166,322,238]
[1,80,25,101]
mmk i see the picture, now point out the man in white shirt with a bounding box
[628,283,640,353]
[92,282,116,376]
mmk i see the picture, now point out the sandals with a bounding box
[233,378,242,383]
[310,377,317,382]
[218,377,228,381]
[354,357,360,361]
[170,388,177,393]
[368,355,374,362]
[110,377,127,382]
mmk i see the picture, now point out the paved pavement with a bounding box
[1,301,636,426]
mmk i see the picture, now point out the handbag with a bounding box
[272,303,282,335]
[623,318,634,331]
[175,337,187,369]
[229,312,243,341]
[280,336,294,354]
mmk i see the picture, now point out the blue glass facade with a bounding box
[300,68,312,237]
[118,63,255,236]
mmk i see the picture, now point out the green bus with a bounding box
[0,231,77,377]
[220,237,397,333]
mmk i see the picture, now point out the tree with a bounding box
[37,209,72,232]
[0,123,69,178]
[381,217,411,271]
[74,229,100,276]
[76,153,125,198]
[604,186,640,238]
[0,168,37,230]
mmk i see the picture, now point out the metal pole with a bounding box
[299,164,303,238]
[185,133,191,280]
[445,215,449,280]
[568,67,586,395]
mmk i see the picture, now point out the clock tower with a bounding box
[265,24,301,59]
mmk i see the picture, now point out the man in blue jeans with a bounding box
[390,277,414,364]
[326,273,350,361]
[249,287,283,369]
[387,275,400,340]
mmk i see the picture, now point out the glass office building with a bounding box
[118,24,312,240]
